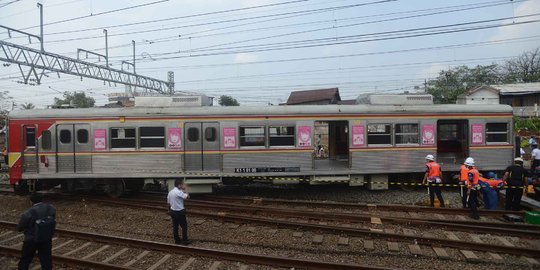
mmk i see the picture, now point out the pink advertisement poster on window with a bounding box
[352,125,365,147]
[421,124,435,145]
[93,129,106,150]
[167,128,182,149]
[472,124,484,144]
[223,128,237,148]
[297,126,312,148]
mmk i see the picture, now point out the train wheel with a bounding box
[104,180,125,198]
[125,179,145,192]
[14,180,29,196]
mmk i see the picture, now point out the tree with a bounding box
[20,103,35,110]
[0,91,13,127]
[218,95,240,106]
[425,65,502,104]
[53,91,95,108]
[503,47,540,83]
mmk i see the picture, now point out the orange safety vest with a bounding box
[467,168,479,188]
[426,162,441,178]
[459,165,469,182]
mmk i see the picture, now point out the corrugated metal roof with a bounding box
[286,88,340,104]
[493,82,540,95]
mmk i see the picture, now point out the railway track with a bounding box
[0,221,390,270]
[88,197,540,263]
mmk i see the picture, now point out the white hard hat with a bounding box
[425,154,435,161]
[514,157,524,163]
[464,157,475,166]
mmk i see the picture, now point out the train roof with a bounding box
[8,104,513,119]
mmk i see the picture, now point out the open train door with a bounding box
[436,120,469,165]
[21,125,38,173]
[313,120,349,170]
[184,122,220,172]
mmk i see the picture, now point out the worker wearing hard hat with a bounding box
[465,157,480,219]
[459,159,472,208]
[502,157,530,211]
[422,154,445,208]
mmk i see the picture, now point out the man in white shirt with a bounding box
[167,179,190,245]
[530,135,537,149]
[532,145,540,174]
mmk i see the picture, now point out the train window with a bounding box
[59,130,71,144]
[269,126,295,147]
[395,124,419,144]
[111,128,136,148]
[240,126,265,147]
[486,123,508,143]
[205,127,217,142]
[25,127,36,147]
[140,127,165,148]
[77,129,89,144]
[187,128,199,142]
[41,130,52,150]
[367,124,391,145]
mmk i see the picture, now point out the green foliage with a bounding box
[503,47,540,83]
[514,116,540,132]
[218,95,240,106]
[53,91,95,108]
[0,91,12,127]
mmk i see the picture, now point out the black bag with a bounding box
[31,206,56,242]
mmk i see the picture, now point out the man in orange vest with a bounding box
[422,155,445,207]
[465,157,480,219]
[459,159,471,208]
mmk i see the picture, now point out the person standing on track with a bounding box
[167,179,191,245]
[459,159,472,208]
[465,158,480,220]
[502,157,529,211]
[422,154,445,208]
[17,193,56,270]
[531,144,540,175]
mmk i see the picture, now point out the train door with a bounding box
[56,124,92,173]
[436,120,469,165]
[184,122,220,171]
[313,120,349,170]
[21,125,38,173]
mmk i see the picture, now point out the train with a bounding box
[4,102,514,196]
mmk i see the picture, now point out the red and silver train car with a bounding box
[5,104,514,196]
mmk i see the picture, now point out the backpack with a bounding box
[31,205,56,242]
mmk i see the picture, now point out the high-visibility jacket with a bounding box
[426,162,441,178]
[467,168,480,189]
[459,165,469,183]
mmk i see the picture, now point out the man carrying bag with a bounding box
[16,193,56,270]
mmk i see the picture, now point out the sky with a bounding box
[1,0,540,108]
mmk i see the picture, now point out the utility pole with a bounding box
[37,3,43,52]
[103,29,109,68]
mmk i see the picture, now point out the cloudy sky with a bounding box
[1,0,539,108]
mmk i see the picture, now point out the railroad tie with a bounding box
[227,223,240,229]
[178,257,196,270]
[460,250,479,261]
[338,237,349,246]
[82,245,110,260]
[434,214,445,220]
[488,252,503,261]
[194,219,205,226]
[239,264,250,270]
[209,261,222,270]
[0,231,13,238]
[370,217,382,225]
[312,235,324,244]
[102,247,129,263]
[495,236,515,247]
[246,226,256,233]
[432,247,450,259]
[384,229,395,234]
[444,231,460,241]
[402,229,415,236]
[468,234,483,244]
[147,254,171,270]
[455,215,467,221]
[522,257,540,265]
[292,232,303,238]
[408,212,420,219]
[408,244,422,256]
[387,242,399,252]
[0,233,22,244]
[63,242,91,256]
[124,250,150,267]
[52,239,74,251]
[363,240,374,251]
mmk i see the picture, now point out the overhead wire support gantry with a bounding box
[0,3,174,94]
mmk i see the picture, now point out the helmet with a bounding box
[425,154,435,161]
[464,157,475,167]
[487,172,496,179]
[514,157,524,163]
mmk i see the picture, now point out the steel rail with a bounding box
[88,200,540,258]
[198,195,525,217]
[0,245,132,270]
[0,221,393,270]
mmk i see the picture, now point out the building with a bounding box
[284,88,341,105]
[456,86,500,105]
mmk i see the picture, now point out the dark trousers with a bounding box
[428,183,445,207]
[468,189,479,219]
[18,240,52,270]
[171,210,188,243]
[532,159,540,175]
[505,187,523,211]
[460,185,468,208]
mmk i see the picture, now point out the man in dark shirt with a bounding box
[502,157,529,211]
[16,193,56,270]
